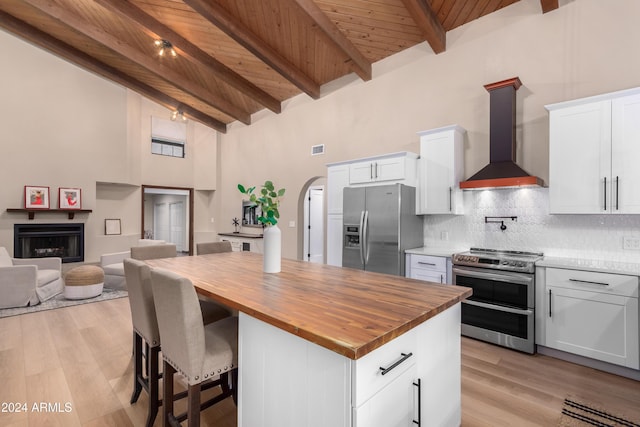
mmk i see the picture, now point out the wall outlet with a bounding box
[440,231,449,241]
[623,236,640,250]
[289,220,296,228]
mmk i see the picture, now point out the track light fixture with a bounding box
[170,110,187,122]
[154,39,176,58]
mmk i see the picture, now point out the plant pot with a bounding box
[263,224,281,273]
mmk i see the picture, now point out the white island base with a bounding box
[238,303,462,427]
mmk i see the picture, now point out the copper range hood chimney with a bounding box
[460,77,543,189]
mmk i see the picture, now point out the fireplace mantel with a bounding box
[6,208,93,220]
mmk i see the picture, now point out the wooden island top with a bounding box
[146,252,471,360]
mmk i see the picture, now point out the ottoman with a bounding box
[64,265,105,300]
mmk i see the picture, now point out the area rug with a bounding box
[0,288,128,318]
[558,397,640,427]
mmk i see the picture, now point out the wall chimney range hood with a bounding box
[460,77,543,190]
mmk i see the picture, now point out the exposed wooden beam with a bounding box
[183,0,321,99]
[94,0,281,114]
[289,0,371,81]
[21,0,251,125]
[400,0,446,54]
[0,10,227,133]
[540,0,559,13]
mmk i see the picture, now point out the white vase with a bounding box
[263,224,281,273]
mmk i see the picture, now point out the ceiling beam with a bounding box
[289,0,371,81]
[21,0,251,125]
[183,0,321,99]
[0,10,227,133]
[400,0,446,54]
[540,0,559,13]
[94,0,281,114]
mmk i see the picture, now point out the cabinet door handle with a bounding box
[616,176,619,210]
[370,163,374,180]
[449,186,452,212]
[548,289,552,318]
[569,278,609,286]
[413,378,421,426]
[604,176,607,211]
[375,162,378,179]
[418,262,437,266]
[379,352,413,376]
[440,274,444,283]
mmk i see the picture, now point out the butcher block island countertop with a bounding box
[146,251,471,360]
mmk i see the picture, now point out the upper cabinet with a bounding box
[547,88,640,214]
[348,152,418,186]
[416,125,466,215]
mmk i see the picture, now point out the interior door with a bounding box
[154,202,169,242]
[305,187,324,263]
[364,185,399,275]
[170,201,185,252]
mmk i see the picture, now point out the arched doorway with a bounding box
[297,177,325,262]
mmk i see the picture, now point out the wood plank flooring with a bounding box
[1,297,638,426]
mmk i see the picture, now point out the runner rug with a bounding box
[558,397,640,427]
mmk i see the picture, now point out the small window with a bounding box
[151,138,185,158]
[151,117,186,158]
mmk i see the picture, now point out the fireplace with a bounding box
[14,223,84,263]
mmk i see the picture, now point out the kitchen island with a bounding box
[146,252,471,427]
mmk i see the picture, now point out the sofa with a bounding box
[0,247,63,309]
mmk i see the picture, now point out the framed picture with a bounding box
[59,187,82,209]
[24,186,50,209]
[105,219,121,235]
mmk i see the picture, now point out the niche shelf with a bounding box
[6,208,93,220]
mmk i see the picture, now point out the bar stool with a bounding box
[124,259,230,427]
[150,268,238,427]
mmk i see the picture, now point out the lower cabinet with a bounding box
[543,268,639,369]
[239,304,461,427]
[218,236,263,253]
[327,214,343,266]
[406,253,452,284]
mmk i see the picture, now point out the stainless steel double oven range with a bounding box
[452,248,543,354]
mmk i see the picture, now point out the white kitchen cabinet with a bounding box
[547,88,640,214]
[327,214,343,267]
[543,268,639,369]
[218,235,263,253]
[347,152,418,186]
[328,164,350,215]
[416,125,465,215]
[406,253,452,284]
[239,304,461,427]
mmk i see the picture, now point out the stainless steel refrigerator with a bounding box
[342,184,423,276]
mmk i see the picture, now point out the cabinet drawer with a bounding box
[411,269,445,284]
[410,254,446,272]
[546,268,638,297]
[352,328,417,408]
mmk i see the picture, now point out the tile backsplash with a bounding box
[423,187,640,263]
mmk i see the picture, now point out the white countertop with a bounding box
[536,256,640,276]
[405,246,468,258]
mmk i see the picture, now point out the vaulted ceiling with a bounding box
[0,0,559,133]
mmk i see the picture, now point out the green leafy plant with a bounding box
[238,180,285,226]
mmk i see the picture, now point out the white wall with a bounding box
[217,0,640,260]
[0,29,218,262]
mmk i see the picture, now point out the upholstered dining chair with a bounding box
[196,241,233,255]
[123,259,231,427]
[150,268,238,427]
[130,243,177,261]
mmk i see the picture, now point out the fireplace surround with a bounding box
[14,223,84,263]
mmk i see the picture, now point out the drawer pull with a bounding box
[569,278,609,287]
[418,262,437,266]
[413,378,421,426]
[379,352,413,376]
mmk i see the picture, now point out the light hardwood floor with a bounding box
[1,297,638,426]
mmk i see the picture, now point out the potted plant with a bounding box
[238,181,285,273]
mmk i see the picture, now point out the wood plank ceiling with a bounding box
[0,0,559,133]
